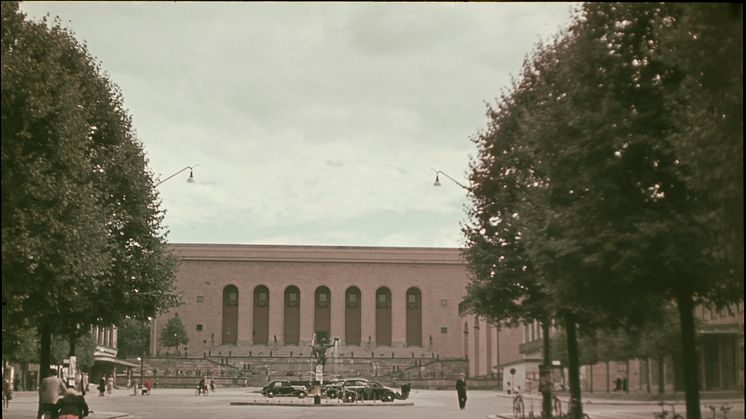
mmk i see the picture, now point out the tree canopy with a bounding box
[159,316,189,353]
[1,1,180,374]
[464,3,742,418]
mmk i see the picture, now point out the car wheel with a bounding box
[267,391,275,398]
[382,392,394,402]
[344,392,356,403]
[297,391,306,399]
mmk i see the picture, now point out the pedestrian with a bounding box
[210,379,215,392]
[455,372,467,410]
[144,378,152,395]
[38,368,67,419]
[3,378,12,410]
[55,388,89,419]
[98,376,106,397]
[106,375,113,394]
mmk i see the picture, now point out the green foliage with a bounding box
[116,318,151,359]
[159,316,188,351]
[465,3,741,416]
[1,2,181,373]
[50,333,96,372]
[1,321,39,364]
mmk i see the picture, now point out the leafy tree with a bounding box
[51,333,95,372]
[1,2,180,378]
[466,4,741,418]
[159,316,188,355]
[117,318,151,359]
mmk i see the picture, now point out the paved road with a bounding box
[3,388,743,419]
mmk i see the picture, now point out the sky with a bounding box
[21,2,579,248]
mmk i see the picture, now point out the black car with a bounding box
[261,380,308,398]
[322,378,345,399]
[340,378,401,402]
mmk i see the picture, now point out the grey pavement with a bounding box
[3,387,743,419]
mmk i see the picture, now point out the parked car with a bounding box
[261,380,308,398]
[366,380,401,402]
[339,378,401,402]
[322,378,345,399]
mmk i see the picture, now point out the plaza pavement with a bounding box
[3,387,743,419]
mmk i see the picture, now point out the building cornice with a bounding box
[168,243,467,265]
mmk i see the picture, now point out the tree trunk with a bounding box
[606,361,610,393]
[565,313,584,419]
[541,320,552,419]
[69,331,77,356]
[658,355,665,394]
[625,359,630,393]
[39,325,52,380]
[676,290,701,419]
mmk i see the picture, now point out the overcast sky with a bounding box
[21,2,578,248]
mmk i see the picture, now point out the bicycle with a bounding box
[512,393,525,418]
[653,401,683,419]
[552,394,563,418]
[705,404,733,419]
[195,386,209,396]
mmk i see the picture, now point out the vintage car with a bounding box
[261,380,308,398]
[339,378,401,402]
[322,378,346,399]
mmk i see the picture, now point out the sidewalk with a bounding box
[2,389,133,419]
[495,390,744,406]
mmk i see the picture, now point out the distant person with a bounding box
[38,368,66,419]
[144,378,152,395]
[106,376,113,394]
[210,379,215,392]
[3,378,12,410]
[55,388,89,419]
[98,376,106,397]
[455,372,467,410]
[197,378,206,395]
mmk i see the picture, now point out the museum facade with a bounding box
[150,244,472,359]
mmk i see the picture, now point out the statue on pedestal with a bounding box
[311,337,336,368]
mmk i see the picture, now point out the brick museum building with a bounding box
[143,243,742,392]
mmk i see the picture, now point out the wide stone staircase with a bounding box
[124,350,470,389]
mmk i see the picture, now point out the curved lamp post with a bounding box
[155,164,199,186]
[137,355,144,390]
[430,168,468,190]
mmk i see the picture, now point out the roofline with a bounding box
[167,243,467,265]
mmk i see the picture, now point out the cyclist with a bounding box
[197,378,207,395]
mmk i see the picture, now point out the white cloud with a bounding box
[21,2,577,248]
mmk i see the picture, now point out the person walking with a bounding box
[3,377,12,411]
[98,376,106,397]
[37,368,66,419]
[106,375,113,395]
[455,372,467,410]
[55,388,89,419]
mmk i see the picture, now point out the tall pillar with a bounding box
[391,288,406,348]
[330,286,345,343]
[299,285,314,346]
[268,285,283,346]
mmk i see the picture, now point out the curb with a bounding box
[231,401,415,407]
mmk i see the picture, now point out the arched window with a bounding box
[284,286,300,345]
[406,287,422,347]
[345,287,361,345]
[314,286,331,338]
[375,287,392,346]
[253,285,269,345]
[222,285,239,345]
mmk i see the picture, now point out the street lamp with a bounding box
[137,355,144,390]
[431,168,468,190]
[155,164,199,186]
